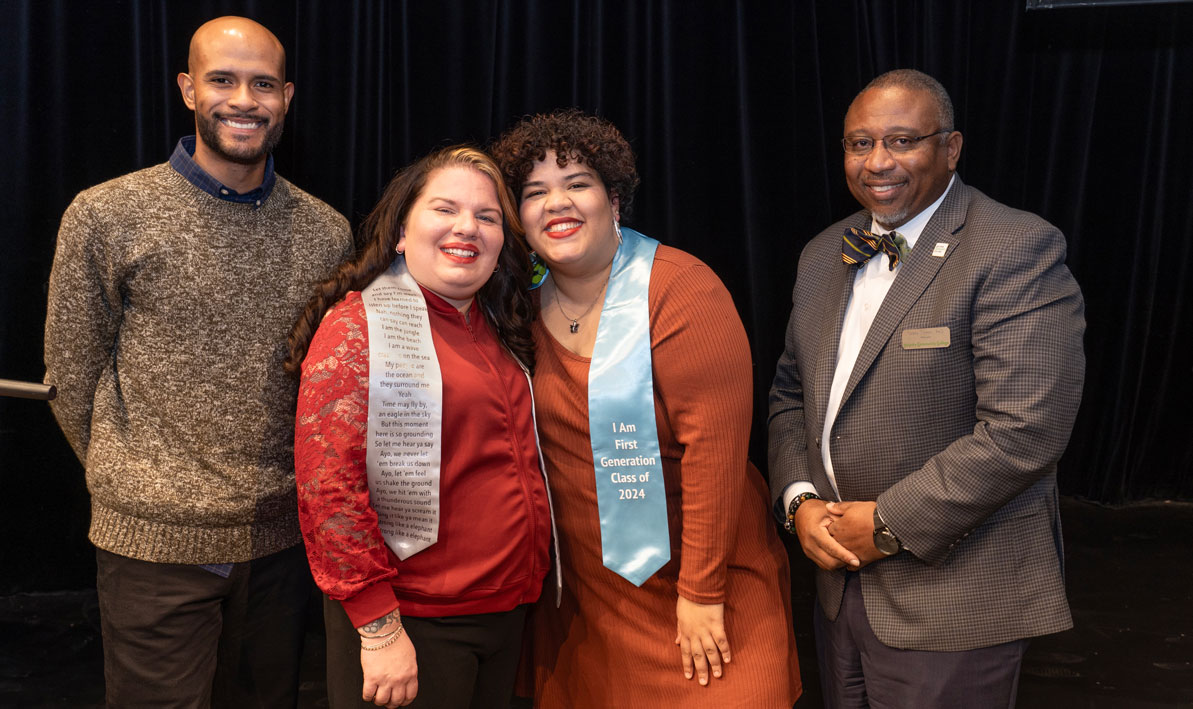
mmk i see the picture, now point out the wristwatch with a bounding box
[872,507,901,556]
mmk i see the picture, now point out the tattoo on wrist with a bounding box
[358,609,400,635]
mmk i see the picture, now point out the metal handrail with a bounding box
[0,379,57,400]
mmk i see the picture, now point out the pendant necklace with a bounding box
[556,279,609,333]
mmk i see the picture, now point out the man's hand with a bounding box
[825,500,887,568]
[791,498,861,570]
[674,596,731,686]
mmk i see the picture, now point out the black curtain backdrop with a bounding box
[2,0,1190,593]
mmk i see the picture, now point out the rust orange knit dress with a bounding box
[526,245,801,707]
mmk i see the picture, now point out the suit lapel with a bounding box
[814,214,868,428]
[839,179,970,408]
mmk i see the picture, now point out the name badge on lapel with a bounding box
[902,327,950,349]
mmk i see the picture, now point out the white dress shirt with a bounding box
[782,175,956,513]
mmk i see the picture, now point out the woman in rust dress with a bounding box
[492,110,801,707]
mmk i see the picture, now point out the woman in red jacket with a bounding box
[285,146,552,709]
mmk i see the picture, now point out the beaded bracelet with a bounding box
[361,624,405,651]
[784,491,822,534]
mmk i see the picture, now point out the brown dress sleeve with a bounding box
[648,253,754,603]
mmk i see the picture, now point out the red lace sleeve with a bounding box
[295,292,400,625]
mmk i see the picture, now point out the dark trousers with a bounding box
[96,544,312,708]
[814,572,1029,709]
[322,595,527,709]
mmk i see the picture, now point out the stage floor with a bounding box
[2,497,1190,707]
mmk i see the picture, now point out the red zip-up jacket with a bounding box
[295,289,551,627]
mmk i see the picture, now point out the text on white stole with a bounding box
[369,286,437,545]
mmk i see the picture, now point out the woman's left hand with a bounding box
[674,596,731,685]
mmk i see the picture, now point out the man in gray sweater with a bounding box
[44,16,352,706]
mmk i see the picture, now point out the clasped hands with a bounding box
[792,499,888,571]
[669,499,882,688]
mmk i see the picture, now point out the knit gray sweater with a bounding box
[45,162,353,564]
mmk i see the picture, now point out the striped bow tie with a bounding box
[842,227,910,271]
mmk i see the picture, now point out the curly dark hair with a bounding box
[489,108,640,217]
[285,145,535,376]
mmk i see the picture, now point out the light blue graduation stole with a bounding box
[588,227,669,586]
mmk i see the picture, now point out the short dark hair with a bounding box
[859,69,954,132]
[490,108,640,217]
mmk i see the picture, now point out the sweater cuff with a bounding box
[341,582,400,629]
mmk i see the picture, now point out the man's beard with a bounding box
[195,111,285,166]
[872,205,909,230]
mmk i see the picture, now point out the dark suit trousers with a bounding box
[815,572,1028,709]
[96,544,311,708]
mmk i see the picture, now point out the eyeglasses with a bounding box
[842,130,949,156]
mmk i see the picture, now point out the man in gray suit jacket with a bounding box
[768,69,1084,707]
